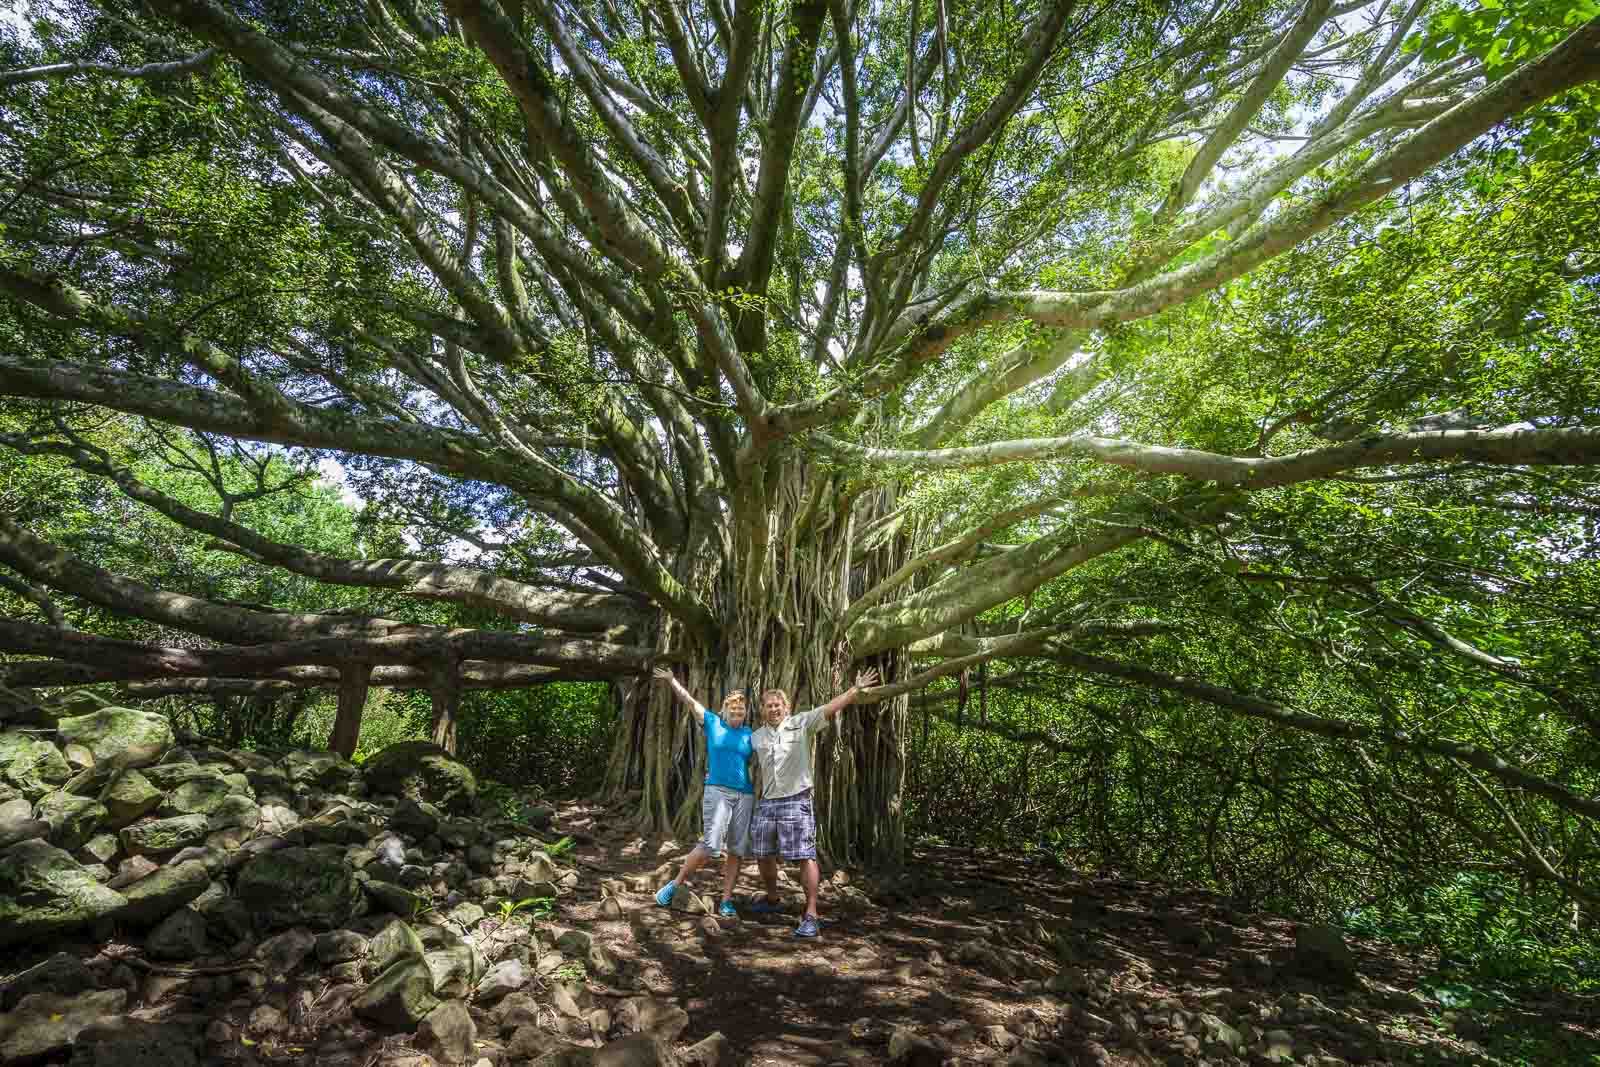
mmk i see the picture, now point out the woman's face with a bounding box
[722,697,748,728]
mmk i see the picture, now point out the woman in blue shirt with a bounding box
[651,667,755,918]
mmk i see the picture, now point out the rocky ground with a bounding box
[1,693,1594,1066]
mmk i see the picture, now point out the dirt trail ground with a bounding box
[557,798,1599,1066]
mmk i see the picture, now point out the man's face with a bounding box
[762,693,788,727]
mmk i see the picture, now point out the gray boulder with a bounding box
[146,908,209,959]
[354,958,439,1028]
[0,733,71,799]
[119,814,209,855]
[235,845,362,929]
[35,790,108,851]
[363,741,477,813]
[116,858,211,924]
[0,989,128,1064]
[0,839,127,946]
[55,708,172,768]
[0,952,97,1010]
[416,999,477,1065]
[100,771,162,829]
[158,772,233,817]
[65,1016,204,1067]
[1293,923,1359,985]
[0,812,49,849]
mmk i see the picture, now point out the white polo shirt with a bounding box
[752,707,831,800]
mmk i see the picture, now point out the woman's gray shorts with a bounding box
[700,785,754,857]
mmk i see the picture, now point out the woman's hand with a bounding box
[853,668,879,692]
[652,666,673,683]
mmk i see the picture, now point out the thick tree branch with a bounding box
[819,424,1600,486]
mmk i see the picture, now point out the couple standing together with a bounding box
[649,666,879,938]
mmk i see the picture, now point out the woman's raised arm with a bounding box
[652,667,708,724]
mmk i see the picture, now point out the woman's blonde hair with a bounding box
[720,690,748,716]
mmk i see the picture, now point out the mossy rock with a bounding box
[0,839,127,946]
[116,859,210,924]
[362,741,477,813]
[35,790,108,851]
[119,814,209,855]
[55,708,173,768]
[0,733,71,800]
[235,845,362,930]
[101,770,163,829]
[353,958,439,1028]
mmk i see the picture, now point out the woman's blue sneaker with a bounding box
[794,915,820,938]
[718,900,738,918]
[747,897,783,914]
[654,881,676,907]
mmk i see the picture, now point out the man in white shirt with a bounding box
[746,667,878,938]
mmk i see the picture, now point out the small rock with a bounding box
[370,919,428,974]
[617,996,688,1042]
[1198,1012,1244,1053]
[365,878,428,918]
[105,855,160,890]
[598,897,624,920]
[77,833,120,865]
[147,908,209,959]
[258,804,299,836]
[887,1026,947,1067]
[258,927,317,977]
[681,1030,731,1066]
[416,999,476,1065]
[1293,923,1359,985]
[316,928,370,964]
[248,1003,287,1036]
[475,958,528,1002]
[555,927,592,955]
[355,959,440,1028]
[447,901,485,929]
[983,1024,1019,1049]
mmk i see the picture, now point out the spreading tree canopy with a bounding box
[2,0,1598,870]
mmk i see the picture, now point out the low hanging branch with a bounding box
[0,617,653,682]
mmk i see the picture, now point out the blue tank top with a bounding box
[702,709,754,794]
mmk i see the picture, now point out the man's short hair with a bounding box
[760,688,791,710]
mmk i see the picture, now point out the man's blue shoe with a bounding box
[718,899,738,918]
[747,897,783,914]
[794,914,820,938]
[654,881,676,907]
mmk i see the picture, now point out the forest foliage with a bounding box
[1,0,1599,1004]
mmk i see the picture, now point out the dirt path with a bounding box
[555,798,1600,1066]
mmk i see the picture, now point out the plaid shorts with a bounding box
[750,789,817,861]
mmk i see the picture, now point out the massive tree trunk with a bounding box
[603,467,914,867]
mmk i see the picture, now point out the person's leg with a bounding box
[800,857,821,919]
[748,797,784,910]
[720,792,753,907]
[757,856,781,903]
[674,844,711,886]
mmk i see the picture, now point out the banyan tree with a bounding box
[3,0,1599,868]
